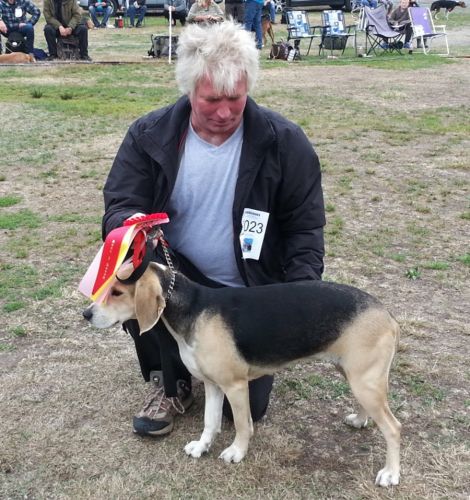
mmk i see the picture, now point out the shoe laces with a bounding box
[142,381,186,416]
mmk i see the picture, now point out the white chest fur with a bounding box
[162,316,205,380]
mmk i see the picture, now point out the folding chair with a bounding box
[285,10,322,57]
[319,10,356,57]
[408,7,449,55]
[363,5,404,55]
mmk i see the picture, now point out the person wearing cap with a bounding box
[102,20,325,438]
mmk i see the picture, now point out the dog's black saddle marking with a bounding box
[216,281,377,365]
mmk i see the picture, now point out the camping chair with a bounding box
[285,10,322,57]
[363,5,404,55]
[408,7,449,55]
[319,10,356,57]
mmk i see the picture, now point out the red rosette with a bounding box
[123,212,170,228]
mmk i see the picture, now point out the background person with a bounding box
[164,0,188,26]
[0,0,40,58]
[224,0,244,23]
[102,20,325,438]
[187,0,224,23]
[127,0,147,27]
[88,0,112,28]
[388,0,413,49]
[244,0,263,49]
[43,0,91,60]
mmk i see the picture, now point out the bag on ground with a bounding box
[148,35,178,58]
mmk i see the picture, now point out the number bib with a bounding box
[240,208,269,260]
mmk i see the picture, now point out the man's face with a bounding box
[400,0,409,8]
[8,0,16,5]
[189,75,248,141]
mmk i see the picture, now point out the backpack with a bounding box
[269,40,299,61]
[6,32,27,54]
[148,35,178,59]
[57,36,80,60]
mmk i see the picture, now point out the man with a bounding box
[0,0,40,58]
[127,0,146,28]
[244,0,264,49]
[88,0,112,28]
[43,0,91,60]
[102,21,325,437]
[164,0,188,26]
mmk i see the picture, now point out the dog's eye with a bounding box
[110,289,123,297]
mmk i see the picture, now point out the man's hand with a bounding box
[59,26,73,36]
[0,20,7,34]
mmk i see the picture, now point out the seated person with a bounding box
[388,0,413,49]
[358,0,378,7]
[43,0,91,60]
[187,0,224,23]
[0,0,41,58]
[88,0,112,28]
[127,0,147,28]
[164,0,188,26]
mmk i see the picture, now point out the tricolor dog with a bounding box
[430,0,466,18]
[83,261,401,487]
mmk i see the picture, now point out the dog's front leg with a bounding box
[219,382,253,463]
[184,381,223,458]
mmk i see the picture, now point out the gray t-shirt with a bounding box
[163,121,245,287]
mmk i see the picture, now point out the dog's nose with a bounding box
[82,308,93,321]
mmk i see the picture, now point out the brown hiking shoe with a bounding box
[133,371,193,436]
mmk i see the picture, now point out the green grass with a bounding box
[0,210,41,230]
[0,262,81,312]
[402,373,446,405]
[278,374,350,400]
[0,195,22,207]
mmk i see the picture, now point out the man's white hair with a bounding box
[175,21,259,96]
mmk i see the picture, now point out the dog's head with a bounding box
[82,262,167,333]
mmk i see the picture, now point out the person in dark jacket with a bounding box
[0,0,40,57]
[127,0,146,27]
[43,0,91,60]
[102,20,325,438]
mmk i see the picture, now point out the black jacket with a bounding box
[103,96,325,286]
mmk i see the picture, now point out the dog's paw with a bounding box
[184,440,210,458]
[375,467,400,487]
[344,413,368,429]
[219,444,246,463]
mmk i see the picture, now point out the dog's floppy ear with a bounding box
[134,265,166,334]
[116,262,135,281]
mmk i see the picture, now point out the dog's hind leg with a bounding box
[219,381,253,463]
[185,381,224,458]
[343,332,401,487]
[268,27,275,45]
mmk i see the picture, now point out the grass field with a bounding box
[0,8,469,500]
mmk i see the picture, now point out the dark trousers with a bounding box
[125,247,274,422]
[164,11,187,26]
[2,24,35,54]
[44,24,88,58]
[225,2,245,23]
